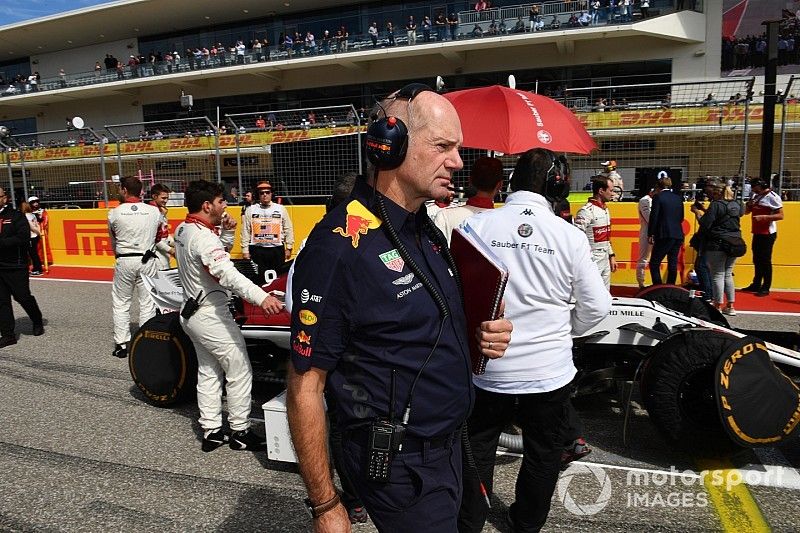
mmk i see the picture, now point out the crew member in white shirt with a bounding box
[637,186,656,289]
[241,180,294,281]
[433,156,503,244]
[107,176,162,358]
[458,149,611,533]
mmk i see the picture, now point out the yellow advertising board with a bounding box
[46,202,799,289]
[8,126,367,163]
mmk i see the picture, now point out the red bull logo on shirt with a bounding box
[332,200,382,248]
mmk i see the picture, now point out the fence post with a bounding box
[18,146,28,202]
[741,81,752,202]
[1,145,15,207]
[230,118,244,194]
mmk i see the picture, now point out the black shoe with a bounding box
[0,336,16,348]
[755,290,770,297]
[229,428,266,451]
[202,428,230,452]
[30,271,43,276]
[740,284,760,293]
[112,343,128,358]
[32,324,44,336]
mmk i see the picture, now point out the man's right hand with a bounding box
[313,504,351,533]
[242,252,250,260]
[260,294,284,315]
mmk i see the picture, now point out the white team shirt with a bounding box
[465,191,611,393]
[107,200,162,256]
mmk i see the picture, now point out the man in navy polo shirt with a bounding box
[287,86,512,531]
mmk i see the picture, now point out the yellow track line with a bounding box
[695,458,771,532]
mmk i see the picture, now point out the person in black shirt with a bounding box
[0,188,44,347]
[287,86,512,531]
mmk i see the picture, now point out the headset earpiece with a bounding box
[545,152,570,200]
[365,83,434,170]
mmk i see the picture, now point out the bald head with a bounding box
[371,88,464,211]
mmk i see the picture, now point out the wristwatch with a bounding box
[304,491,341,519]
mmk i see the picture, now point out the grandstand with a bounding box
[1,0,798,203]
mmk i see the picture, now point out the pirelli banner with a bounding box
[46,202,799,289]
[576,102,800,130]
[6,126,367,163]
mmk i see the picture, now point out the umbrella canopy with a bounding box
[443,85,597,155]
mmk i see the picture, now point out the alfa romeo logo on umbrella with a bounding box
[537,130,553,144]
[557,463,612,516]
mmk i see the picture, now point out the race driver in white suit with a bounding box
[108,175,162,359]
[175,180,283,452]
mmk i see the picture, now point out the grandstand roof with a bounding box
[0,0,367,61]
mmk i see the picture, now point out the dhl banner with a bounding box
[577,102,800,130]
[7,126,367,163]
[46,202,799,289]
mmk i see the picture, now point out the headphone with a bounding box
[545,152,570,200]
[365,83,433,170]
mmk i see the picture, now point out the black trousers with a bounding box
[649,237,683,285]
[248,245,285,282]
[0,268,43,338]
[343,431,462,531]
[751,233,777,291]
[458,383,572,533]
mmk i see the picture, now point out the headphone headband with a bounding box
[365,83,434,170]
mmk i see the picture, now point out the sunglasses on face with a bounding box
[259,190,272,194]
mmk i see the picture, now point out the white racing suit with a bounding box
[636,195,652,287]
[175,216,268,432]
[574,199,614,290]
[108,200,162,345]
[152,204,172,270]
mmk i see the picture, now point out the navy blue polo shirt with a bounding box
[290,179,473,439]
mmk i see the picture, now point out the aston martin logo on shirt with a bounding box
[392,273,415,285]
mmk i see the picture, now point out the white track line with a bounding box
[32,277,111,284]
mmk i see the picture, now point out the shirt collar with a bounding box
[124,196,142,203]
[351,176,419,233]
[589,198,606,209]
[504,190,554,212]
[185,214,219,234]
[466,196,495,209]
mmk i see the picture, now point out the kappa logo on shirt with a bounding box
[521,209,534,216]
[332,200,382,248]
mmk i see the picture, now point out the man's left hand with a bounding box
[610,256,618,272]
[477,304,513,360]
[285,248,292,261]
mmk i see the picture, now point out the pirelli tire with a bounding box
[636,284,729,328]
[129,312,197,407]
[641,329,743,456]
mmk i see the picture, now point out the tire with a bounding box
[129,312,197,407]
[636,285,729,327]
[641,329,743,455]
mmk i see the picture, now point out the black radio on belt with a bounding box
[181,291,203,319]
[366,369,406,483]
[142,249,157,264]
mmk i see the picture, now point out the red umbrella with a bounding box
[443,85,597,155]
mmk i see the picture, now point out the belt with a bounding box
[346,427,454,454]
[115,252,144,258]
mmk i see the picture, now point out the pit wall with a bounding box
[45,202,799,289]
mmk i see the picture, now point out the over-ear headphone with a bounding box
[365,83,433,170]
[545,152,570,200]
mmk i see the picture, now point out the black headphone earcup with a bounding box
[365,116,409,169]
